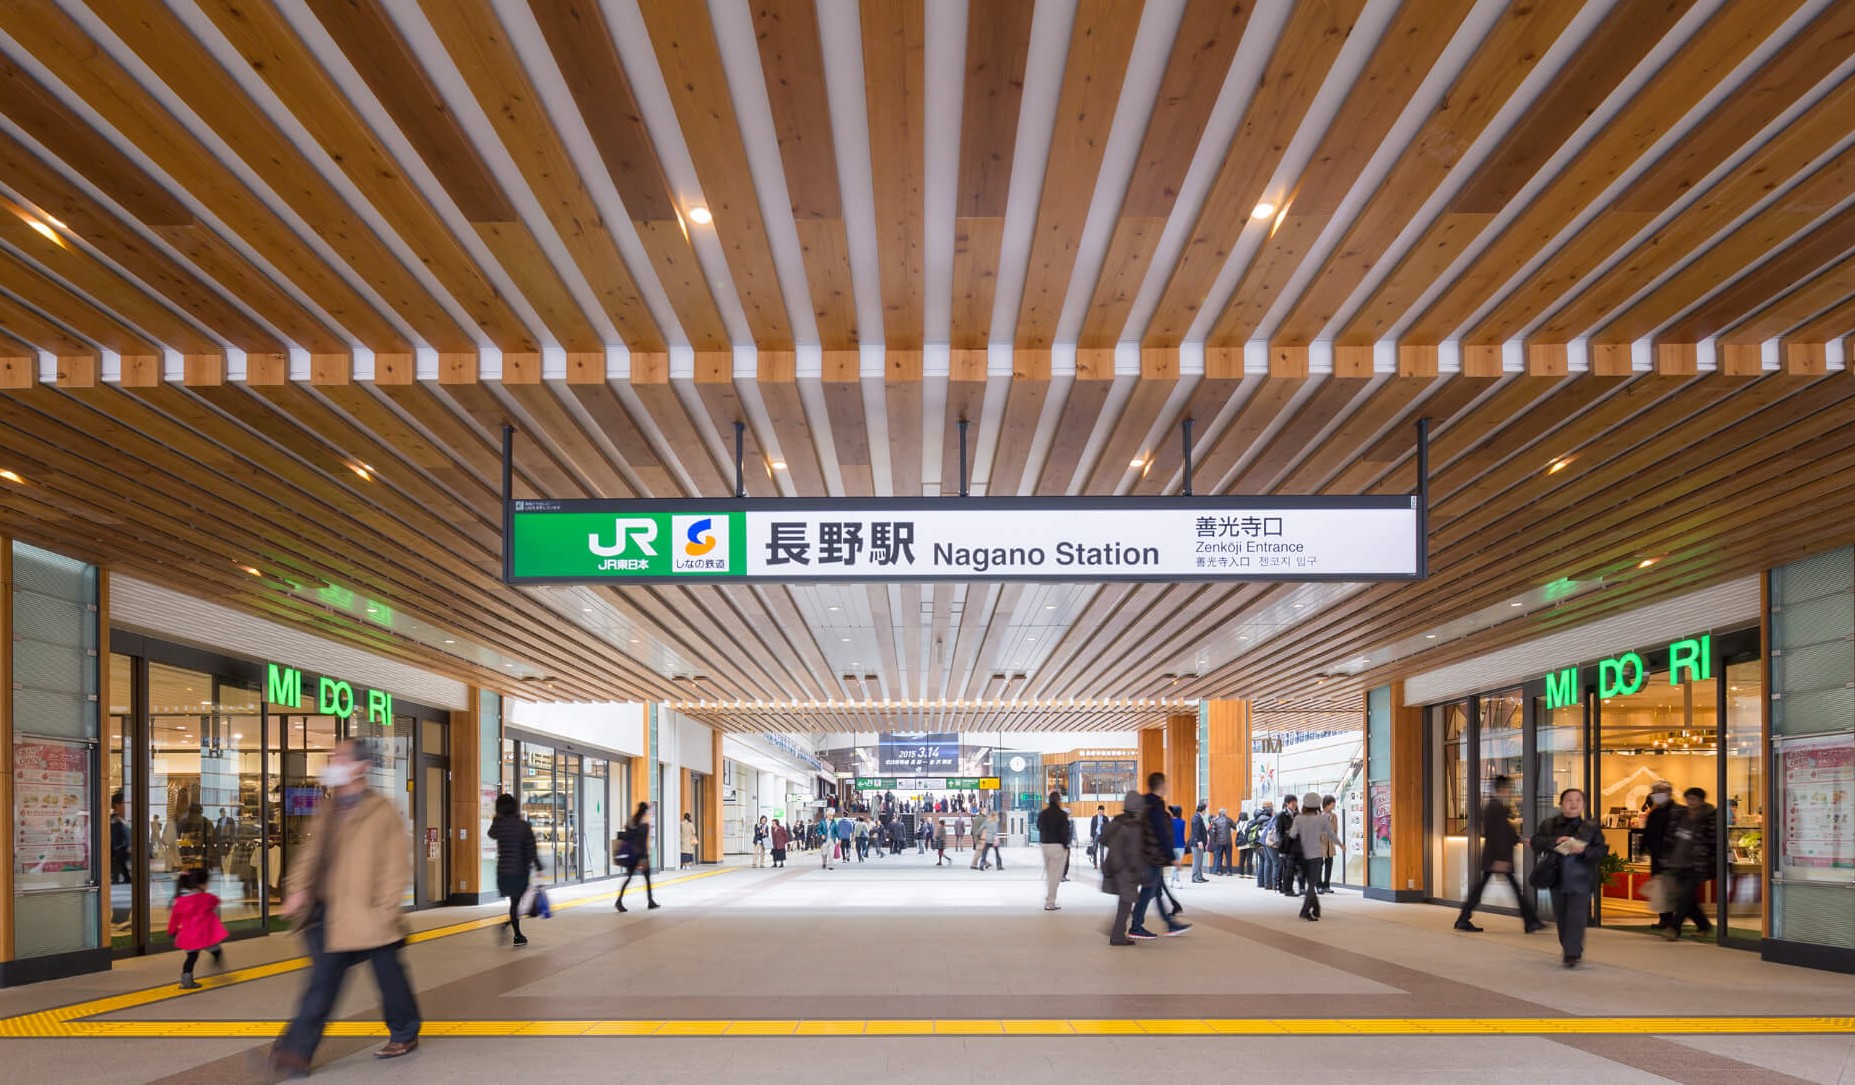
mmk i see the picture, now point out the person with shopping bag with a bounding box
[488,793,543,947]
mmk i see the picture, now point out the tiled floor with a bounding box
[2,849,1851,1083]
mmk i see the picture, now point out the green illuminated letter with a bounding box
[1669,636,1711,684]
[1598,653,1647,698]
[1545,667,1578,711]
[367,689,392,725]
[319,677,356,718]
[267,663,302,707]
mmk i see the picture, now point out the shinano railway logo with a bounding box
[672,514,730,573]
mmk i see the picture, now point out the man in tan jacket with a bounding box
[272,740,421,1073]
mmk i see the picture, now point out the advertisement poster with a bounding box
[1370,783,1393,857]
[1253,753,1279,803]
[1780,734,1855,880]
[878,733,961,775]
[15,739,92,887]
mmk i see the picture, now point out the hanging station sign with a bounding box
[854,776,1001,792]
[503,496,1424,585]
[1542,634,1714,710]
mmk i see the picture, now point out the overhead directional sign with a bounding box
[855,777,1001,792]
[505,496,1424,585]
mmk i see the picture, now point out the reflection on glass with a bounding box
[522,743,558,874]
[1435,701,1471,902]
[1533,699,1584,916]
[147,664,263,946]
[584,759,609,880]
[108,653,135,950]
[1597,666,1718,926]
[1724,660,1764,940]
[559,752,581,881]
[1475,690,1524,909]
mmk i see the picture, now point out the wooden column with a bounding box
[0,535,13,961]
[1205,699,1251,813]
[1136,727,1164,793]
[703,729,723,863]
[1164,713,1197,815]
[1389,681,1426,897]
[448,687,484,902]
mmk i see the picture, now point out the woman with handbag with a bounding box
[615,802,659,913]
[488,793,542,947]
[1530,788,1608,968]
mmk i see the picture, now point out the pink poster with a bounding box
[1781,735,1855,876]
[14,740,92,879]
[1370,783,1392,855]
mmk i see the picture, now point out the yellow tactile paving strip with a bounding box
[13,1016,1855,1039]
[0,868,734,1038]
[2,866,1850,1041]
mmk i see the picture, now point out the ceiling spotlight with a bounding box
[1637,558,1657,569]
[1129,456,1146,468]
[1547,459,1570,475]
[687,206,713,225]
[348,463,375,482]
[1509,601,1523,607]
[17,208,66,248]
[1425,634,1437,639]
[771,460,787,470]
[1044,603,1057,610]
[1251,202,1277,221]
[443,638,455,644]
[0,469,23,484]
[238,564,261,576]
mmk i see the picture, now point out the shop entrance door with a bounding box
[417,757,449,906]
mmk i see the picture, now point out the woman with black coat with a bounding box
[1530,788,1608,967]
[487,793,542,947]
[615,802,659,912]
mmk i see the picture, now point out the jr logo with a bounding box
[589,518,658,557]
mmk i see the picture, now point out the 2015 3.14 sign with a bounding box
[506,496,1423,585]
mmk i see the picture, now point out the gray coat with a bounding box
[1286,811,1339,861]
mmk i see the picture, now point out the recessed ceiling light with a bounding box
[238,564,261,576]
[771,460,787,470]
[1251,202,1277,221]
[1547,459,1570,474]
[348,463,375,482]
[1129,457,1146,468]
[1637,558,1657,568]
[827,605,840,611]
[841,637,851,642]
[1292,602,1305,608]
[1044,604,1056,610]
[443,638,455,644]
[1425,634,1437,639]
[0,469,23,484]
[687,206,713,225]
[1510,601,1523,607]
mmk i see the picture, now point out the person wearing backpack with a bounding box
[1252,802,1277,890]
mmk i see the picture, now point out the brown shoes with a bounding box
[374,1038,419,1059]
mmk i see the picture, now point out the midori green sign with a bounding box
[1541,634,1713,710]
[267,662,393,724]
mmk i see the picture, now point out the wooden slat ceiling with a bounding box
[670,698,1192,735]
[0,0,1852,727]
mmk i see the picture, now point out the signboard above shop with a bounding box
[505,495,1423,585]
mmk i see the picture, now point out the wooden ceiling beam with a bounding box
[1204,0,1476,347]
[1391,0,1812,345]
[1271,2,1582,346]
[1076,0,1251,348]
[948,0,1033,349]
[1011,0,1144,350]
[861,0,927,348]
[637,0,794,349]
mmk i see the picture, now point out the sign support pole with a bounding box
[957,418,970,497]
[500,425,514,584]
[1416,417,1430,578]
[733,421,746,498]
[1181,418,1196,497]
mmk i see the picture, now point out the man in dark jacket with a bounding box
[1101,794,1149,945]
[1088,805,1108,867]
[1641,780,1678,929]
[1038,791,1072,910]
[1662,786,1718,941]
[1455,775,1542,933]
[1129,772,1191,939]
[1273,796,1301,895]
[1189,802,1210,882]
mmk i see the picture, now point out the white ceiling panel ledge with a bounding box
[112,576,470,711]
[1399,576,1759,707]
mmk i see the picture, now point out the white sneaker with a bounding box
[1044,904,1061,911]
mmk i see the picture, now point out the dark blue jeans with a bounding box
[276,922,421,1062]
[1133,865,1181,932]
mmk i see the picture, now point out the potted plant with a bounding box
[1598,851,1631,894]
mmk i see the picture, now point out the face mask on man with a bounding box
[320,760,363,788]
[1650,792,1671,806]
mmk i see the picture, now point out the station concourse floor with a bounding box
[2,848,1851,1084]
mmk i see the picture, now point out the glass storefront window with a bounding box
[1435,700,1471,903]
[584,759,609,879]
[146,663,263,946]
[108,654,135,950]
[559,752,581,881]
[522,743,558,874]
[1533,698,1584,916]
[1475,690,1524,908]
[1723,660,1764,941]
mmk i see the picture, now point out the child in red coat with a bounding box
[168,867,229,990]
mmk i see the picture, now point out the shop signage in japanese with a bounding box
[1542,634,1714,710]
[506,496,1422,584]
[855,776,1000,792]
[14,739,92,886]
[1779,734,1855,881]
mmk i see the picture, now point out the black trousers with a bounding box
[498,872,530,937]
[1320,855,1334,890]
[276,924,420,1061]
[1459,867,1539,927]
[620,861,654,900]
[1298,857,1324,917]
[181,946,222,973]
[1277,849,1301,894]
[1670,868,1712,933]
[1551,890,1591,960]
